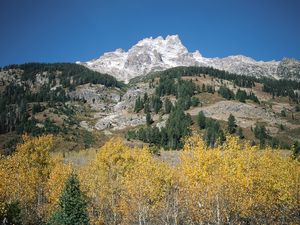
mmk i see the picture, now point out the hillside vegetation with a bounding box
[0,63,124,152]
[127,66,300,150]
[0,134,299,224]
[1,64,300,224]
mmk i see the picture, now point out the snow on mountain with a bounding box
[77,35,299,83]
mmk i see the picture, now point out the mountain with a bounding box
[1,62,299,154]
[77,35,300,83]
[277,57,300,80]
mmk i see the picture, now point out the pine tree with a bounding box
[134,96,143,113]
[292,141,300,159]
[197,111,206,129]
[151,95,162,114]
[166,106,192,149]
[227,114,236,134]
[146,112,153,126]
[237,127,244,139]
[235,89,247,103]
[49,172,89,225]
[191,96,200,107]
[143,93,148,103]
[144,100,150,114]
[254,124,268,148]
[164,98,173,114]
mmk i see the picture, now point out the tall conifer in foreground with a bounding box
[48,172,89,225]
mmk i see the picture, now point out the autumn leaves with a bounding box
[1,134,300,224]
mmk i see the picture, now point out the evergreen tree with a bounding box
[280,124,285,131]
[191,96,200,107]
[292,141,300,159]
[143,93,148,103]
[227,114,236,134]
[164,98,173,114]
[218,86,235,100]
[235,89,247,103]
[48,172,89,225]
[254,124,268,148]
[144,100,150,114]
[237,127,244,139]
[151,95,162,114]
[134,96,143,113]
[0,201,22,225]
[204,118,224,147]
[177,96,191,110]
[165,105,192,149]
[146,112,153,126]
[197,111,206,129]
[202,84,206,92]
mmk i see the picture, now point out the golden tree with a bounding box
[79,138,137,225]
[80,138,176,225]
[178,134,300,224]
[119,148,174,225]
[0,135,72,224]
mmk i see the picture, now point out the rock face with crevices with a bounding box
[95,113,146,131]
[94,83,154,130]
[68,83,121,111]
[277,58,300,80]
[78,35,300,83]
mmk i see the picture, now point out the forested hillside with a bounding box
[0,63,124,152]
[133,66,300,102]
[127,66,300,151]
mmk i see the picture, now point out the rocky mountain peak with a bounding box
[133,34,188,54]
[77,35,300,82]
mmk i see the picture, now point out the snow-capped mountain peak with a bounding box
[77,35,299,82]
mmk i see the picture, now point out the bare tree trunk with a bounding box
[216,194,221,225]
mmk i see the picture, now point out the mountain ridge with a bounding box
[77,35,300,83]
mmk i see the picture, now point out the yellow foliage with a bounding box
[79,138,135,225]
[119,150,174,225]
[1,134,299,224]
[179,134,300,224]
[0,135,71,224]
[79,138,175,225]
[42,155,73,220]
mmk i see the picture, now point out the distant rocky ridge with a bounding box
[77,35,300,83]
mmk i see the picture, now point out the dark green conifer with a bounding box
[48,172,89,225]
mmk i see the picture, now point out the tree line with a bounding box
[218,86,260,103]
[4,63,123,89]
[149,66,256,88]
[146,66,300,102]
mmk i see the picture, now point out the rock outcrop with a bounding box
[78,35,300,82]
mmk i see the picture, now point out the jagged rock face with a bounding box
[78,35,199,83]
[206,56,280,79]
[68,83,121,111]
[78,35,300,82]
[277,58,300,80]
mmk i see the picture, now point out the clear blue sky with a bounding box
[1,0,300,66]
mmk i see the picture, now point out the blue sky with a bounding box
[0,0,299,66]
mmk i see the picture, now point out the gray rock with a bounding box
[68,83,121,111]
[78,35,300,82]
[80,121,93,132]
[95,113,146,131]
